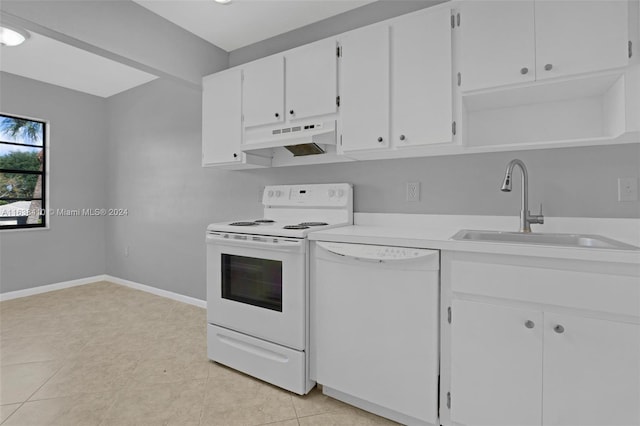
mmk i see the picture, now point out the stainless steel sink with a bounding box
[451,230,639,250]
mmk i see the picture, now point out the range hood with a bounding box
[242,120,337,154]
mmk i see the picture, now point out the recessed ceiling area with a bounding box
[132,0,376,51]
[0,31,158,98]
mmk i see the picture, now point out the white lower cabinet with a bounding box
[444,252,640,426]
[451,301,640,426]
[450,300,543,426]
[542,313,640,426]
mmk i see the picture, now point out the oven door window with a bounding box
[221,254,283,312]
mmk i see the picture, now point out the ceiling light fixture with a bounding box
[0,25,30,47]
[214,0,232,4]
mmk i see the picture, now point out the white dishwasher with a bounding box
[311,241,440,426]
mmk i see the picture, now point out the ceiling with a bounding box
[0,1,375,98]
[132,0,376,52]
[0,32,157,98]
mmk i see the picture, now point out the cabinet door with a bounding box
[535,0,629,81]
[202,69,242,165]
[450,300,543,426]
[459,1,536,91]
[392,7,452,147]
[543,313,640,426]
[285,38,337,121]
[339,24,390,153]
[242,56,284,128]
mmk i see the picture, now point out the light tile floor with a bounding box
[0,281,398,425]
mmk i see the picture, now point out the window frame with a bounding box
[0,112,49,231]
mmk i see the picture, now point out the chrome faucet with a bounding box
[501,159,544,233]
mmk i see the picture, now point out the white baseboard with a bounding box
[0,274,109,302]
[104,275,206,308]
[0,274,206,309]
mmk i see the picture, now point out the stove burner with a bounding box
[254,219,275,223]
[283,225,310,230]
[229,221,259,226]
[299,222,329,226]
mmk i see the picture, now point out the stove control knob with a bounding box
[267,190,274,198]
[328,189,336,197]
[337,189,345,198]
[275,190,282,197]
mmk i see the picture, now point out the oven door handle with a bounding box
[206,232,305,251]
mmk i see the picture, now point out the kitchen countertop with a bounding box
[308,214,640,265]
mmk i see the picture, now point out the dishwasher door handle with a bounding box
[316,241,438,263]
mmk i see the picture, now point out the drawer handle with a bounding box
[554,324,565,334]
[524,320,535,329]
[218,334,289,363]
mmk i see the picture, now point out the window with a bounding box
[0,113,47,229]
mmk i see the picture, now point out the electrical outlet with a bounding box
[124,246,130,257]
[406,182,420,202]
[618,177,639,202]
[259,187,265,202]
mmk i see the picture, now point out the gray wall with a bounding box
[229,0,445,66]
[249,145,640,219]
[0,72,108,292]
[105,79,267,300]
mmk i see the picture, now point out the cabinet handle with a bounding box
[524,320,535,329]
[377,137,384,143]
[520,67,529,75]
[289,110,295,115]
[544,63,553,71]
[554,324,565,334]
[399,134,406,141]
[275,112,279,118]
[233,153,238,158]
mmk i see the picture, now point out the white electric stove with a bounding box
[205,183,353,394]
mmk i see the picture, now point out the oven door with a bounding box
[206,232,307,350]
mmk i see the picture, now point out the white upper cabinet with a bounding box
[459,1,536,91]
[391,7,453,147]
[242,55,285,128]
[285,38,338,121]
[203,69,269,169]
[202,69,243,166]
[339,24,390,153]
[340,5,454,155]
[460,0,629,91]
[534,0,629,80]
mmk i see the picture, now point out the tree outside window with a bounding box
[0,114,47,229]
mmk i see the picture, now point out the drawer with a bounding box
[207,324,309,395]
[448,253,640,318]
